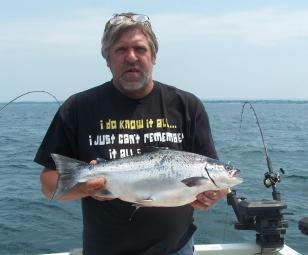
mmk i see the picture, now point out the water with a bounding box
[0,101,307,254]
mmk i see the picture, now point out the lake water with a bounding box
[0,100,307,254]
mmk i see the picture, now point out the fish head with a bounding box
[224,163,242,184]
[203,160,243,189]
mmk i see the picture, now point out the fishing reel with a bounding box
[263,168,284,189]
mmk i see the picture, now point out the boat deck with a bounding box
[40,243,302,255]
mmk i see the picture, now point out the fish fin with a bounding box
[137,199,154,203]
[129,206,140,221]
[94,189,115,199]
[51,153,90,199]
[181,177,207,187]
[131,198,154,207]
[142,146,169,154]
[96,157,107,164]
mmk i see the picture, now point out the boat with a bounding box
[40,243,302,255]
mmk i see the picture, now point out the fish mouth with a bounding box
[230,169,240,178]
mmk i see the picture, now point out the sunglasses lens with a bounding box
[109,14,149,26]
[109,15,126,25]
[131,14,149,23]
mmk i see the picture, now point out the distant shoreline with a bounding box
[203,99,308,104]
[0,99,308,104]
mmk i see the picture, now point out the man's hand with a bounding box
[76,178,108,201]
[77,159,112,201]
[40,159,112,202]
[191,188,229,210]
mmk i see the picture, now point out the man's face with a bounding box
[107,27,155,98]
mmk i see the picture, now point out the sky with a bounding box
[1,0,308,102]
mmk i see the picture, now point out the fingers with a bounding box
[85,160,111,201]
[192,192,216,210]
[191,189,228,210]
[203,190,218,200]
[89,159,98,165]
[86,178,106,192]
[86,179,114,201]
[191,200,211,210]
[77,178,106,198]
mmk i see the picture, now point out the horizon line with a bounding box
[1,98,308,104]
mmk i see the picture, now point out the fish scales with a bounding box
[52,148,242,207]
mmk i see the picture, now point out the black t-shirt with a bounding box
[34,81,217,255]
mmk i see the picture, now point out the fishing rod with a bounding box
[240,101,283,201]
[0,90,61,113]
[227,101,288,252]
[241,101,308,238]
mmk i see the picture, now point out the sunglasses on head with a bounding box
[109,13,150,26]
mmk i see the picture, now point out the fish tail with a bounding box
[51,153,89,199]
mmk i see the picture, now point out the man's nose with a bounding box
[125,49,138,63]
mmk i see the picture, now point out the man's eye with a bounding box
[115,47,126,54]
[135,47,147,53]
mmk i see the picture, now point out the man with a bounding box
[35,12,228,255]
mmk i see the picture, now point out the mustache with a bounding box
[118,65,153,80]
[121,65,141,73]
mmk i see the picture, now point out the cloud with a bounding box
[152,8,308,45]
[0,9,111,54]
[1,7,308,52]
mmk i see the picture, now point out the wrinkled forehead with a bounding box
[112,26,150,44]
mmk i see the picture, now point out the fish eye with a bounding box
[225,164,233,171]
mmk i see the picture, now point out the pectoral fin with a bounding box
[132,198,154,207]
[181,177,207,187]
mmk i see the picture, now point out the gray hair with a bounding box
[101,13,159,60]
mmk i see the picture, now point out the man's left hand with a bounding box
[191,188,229,210]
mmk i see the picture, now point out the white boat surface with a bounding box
[40,243,302,255]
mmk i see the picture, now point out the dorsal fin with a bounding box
[96,157,107,164]
[142,146,169,154]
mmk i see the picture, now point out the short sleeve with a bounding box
[34,97,78,169]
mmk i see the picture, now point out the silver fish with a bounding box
[52,148,242,207]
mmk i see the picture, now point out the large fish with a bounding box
[52,147,242,207]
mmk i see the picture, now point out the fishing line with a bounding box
[240,101,284,201]
[239,101,274,175]
[0,90,61,114]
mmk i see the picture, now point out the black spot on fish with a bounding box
[160,155,168,165]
